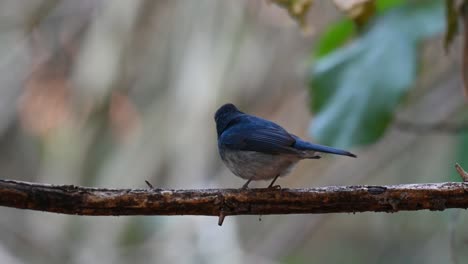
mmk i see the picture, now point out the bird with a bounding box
[214,103,356,189]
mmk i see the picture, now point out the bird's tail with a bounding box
[294,140,357,158]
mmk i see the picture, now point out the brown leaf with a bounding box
[270,0,313,30]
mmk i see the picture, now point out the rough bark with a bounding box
[1,179,468,221]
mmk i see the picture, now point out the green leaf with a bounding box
[376,0,405,13]
[313,0,404,59]
[309,1,444,148]
[311,0,407,68]
[314,19,356,58]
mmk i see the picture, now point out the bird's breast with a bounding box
[219,148,299,181]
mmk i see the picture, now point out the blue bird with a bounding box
[215,103,356,188]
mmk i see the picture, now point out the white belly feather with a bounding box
[220,149,300,181]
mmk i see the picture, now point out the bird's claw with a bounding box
[268,185,281,190]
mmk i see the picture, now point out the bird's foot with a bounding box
[268,184,282,190]
[267,175,280,189]
[242,178,253,189]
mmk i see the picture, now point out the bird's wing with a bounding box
[219,121,299,155]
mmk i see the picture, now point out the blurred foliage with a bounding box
[314,0,405,59]
[457,132,468,170]
[308,0,445,148]
[449,122,468,263]
[444,0,459,52]
[118,218,154,247]
[333,0,376,29]
[375,0,404,12]
[452,132,468,182]
[313,19,356,59]
[270,0,313,29]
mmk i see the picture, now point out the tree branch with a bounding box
[1,179,468,225]
[456,163,468,182]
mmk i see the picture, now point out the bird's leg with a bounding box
[242,177,254,189]
[267,175,281,189]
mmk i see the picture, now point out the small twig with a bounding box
[455,163,468,182]
[145,180,154,189]
[218,210,226,226]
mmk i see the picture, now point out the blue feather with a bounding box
[293,139,356,157]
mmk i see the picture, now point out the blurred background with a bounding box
[0,0,467,263]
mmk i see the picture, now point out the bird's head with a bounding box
[214,103,243,137]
